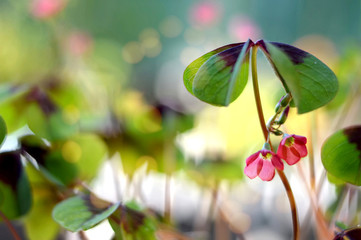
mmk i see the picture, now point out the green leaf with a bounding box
[20,135,78,187]
[66,134,107,181]
[0,115,6,147]
[109,201,157,240]
[0,151,32,219]
[23,186,60,240]
[52,194,120,232]
[321,126,361,185]
[259,41,338,114]
[184,39,253,106]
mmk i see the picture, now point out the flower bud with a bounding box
[275,93,291,113]
[272,129,284,136]
[276,106,290,125]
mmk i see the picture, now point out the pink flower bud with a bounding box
[30,0,66,19]
[277,134,308,165]
[244,149,284,181]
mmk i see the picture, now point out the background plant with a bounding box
[0,1,361,240]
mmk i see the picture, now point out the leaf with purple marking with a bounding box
[321,126,361,186]
[52,194,120,232]
[109,201,157,240]
[183,39,253,106]
[333,227,361,240]
[259,41,338,114]
[0,151,32,219]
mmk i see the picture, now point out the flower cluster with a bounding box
[244,134,307,181]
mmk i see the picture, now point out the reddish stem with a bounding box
[251,46,299,240]
[0,210,21,240]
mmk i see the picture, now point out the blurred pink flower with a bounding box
[66,32,93,56]
[277,134,307,165]
[228,16,261,41]
[190,2,221,27]
[30,0,66,19]
[244,149,284,181]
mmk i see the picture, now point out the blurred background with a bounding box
[0,0,361,239]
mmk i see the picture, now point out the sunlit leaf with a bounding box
[0,115,6,147]
[67,134,107,181]
[52,194,120,232]
[184,39,253,106]
[0,151,32,219]
[0,84,28,104]
[109,201,157,240]
[259,41,338,114]
[321,126,361,185]
[23,182,60,240]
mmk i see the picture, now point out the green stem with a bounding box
[0,210,21,240]
[251,46,300,240]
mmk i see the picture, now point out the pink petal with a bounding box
[293,135,307,144]
[271,154,284,170]
[244,158,261,179]
[246,151,260,165]
[284,147,301,165]
[258,160,275,181]
[277,144,287,160]
[294,143,308,157]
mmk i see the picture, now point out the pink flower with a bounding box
[189,2,222,27]
[66,32,93,56]
[277,134,307,165]
[228,15,262,42]
[30,0,66,19]
[244,149,284,181]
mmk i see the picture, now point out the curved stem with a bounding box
[251,46,300,240]
[251,46,268,141]
[0,210,21,240]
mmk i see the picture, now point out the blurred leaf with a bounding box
[260,41,338,114]
[0,115,6,147]
[43,151,79,186]
[109,201,157,240]
[333,227,361,240]
[67,134,107,181]
[23,182,60,240]
[327,172,346,186]
[0,151,32,219]
[184,40,252,106]
[52,194,120,232]
[321,126,361,185]
[0,93,28,132]
[21,135,78,186]
[0,84,29,104]
[197,160,243,181]
[26,103,78,141]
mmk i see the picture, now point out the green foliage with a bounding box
[23,185,60,240]
[184,40,252,106]
[0,151,32,219]
[260,41,338,114]
[0,115,6,146]
[68,134,108,181]
[21,135,78,187]
[321,126,361,185]
[183,40,338,113]
[109,201,157,240]
[52,194,120,232]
